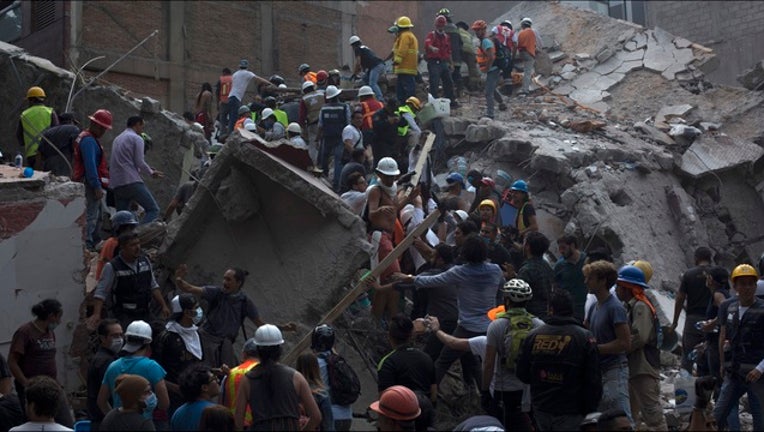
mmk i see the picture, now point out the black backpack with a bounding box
[492,37,511,71]
[321,352,361,406]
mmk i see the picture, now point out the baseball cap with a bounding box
[446,172,466,188]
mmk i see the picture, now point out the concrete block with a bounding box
[737,60,764,90]
[634,122,676,146]
[140,97,162,113]
[465,124,504,143]
[595,47,615,63]
[441,117,473,136]
[616,49,645,63]
[655,104,693,129]
[678,134,764,178]
[561,64,577,73]
[594,55,623,75]
[548,51,568,63]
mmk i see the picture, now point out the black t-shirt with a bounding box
[377,345,435,394]
[87,347,118,421]
[0,393,24,432]
[488,243,512,267]
[354,45,383,70]
[153,331,203,384]
[680,265,712,316]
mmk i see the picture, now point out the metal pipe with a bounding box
[65,55,105,112]
[68,29,159,108]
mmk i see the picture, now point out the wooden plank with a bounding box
[409,132,436,188]
[283,209,441,364]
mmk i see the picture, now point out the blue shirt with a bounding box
[317,352,352,421]
[415,262,504,332]
[480,38,499,72]
[79,135,103,189]
[589,294,629,370]
[102,356,166,408]
[171,400,215,431]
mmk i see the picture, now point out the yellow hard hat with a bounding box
[632,260,654,283]
[731,264,759,281]
[479,199,497,212]
[405,96,421,110]
[396,16,414,28]
[27,86,46,99]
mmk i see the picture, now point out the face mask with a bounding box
[192,307,203,325]
[377,181,397,198]
[142,392,158,418]
[110,338,124,353]
[48,322,59,331]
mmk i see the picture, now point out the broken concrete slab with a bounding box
[554,84,575,96]
[673,48,695,66]
[665,185,710,263]
[655,104,694,129]
[140,97,162,114]
[624,41,638,52]
[644,45,674,73]
[662,63,688,81]
[569,88,606,106]
[677,134,764,178]
[632,33,648,50]
[616,49,645,63]
[159,136,371,337]
[574,53,592,61]
[548,51,568,63]
[595,47,615,63]
[615,59,644,74]
[594,55,623,75]
[561,64,577,74]
[441,117,473,136]
[560,71,577,81]
[634,122,676,146]
[737,60,764,90]
[674,37,692,49]
[465,123,504,143]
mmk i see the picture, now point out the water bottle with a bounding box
[14,153,23,168]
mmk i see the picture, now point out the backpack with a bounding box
[498,308,534,370]
[491,37,512,72]
[321,352,361,406]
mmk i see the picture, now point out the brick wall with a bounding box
[645,0,764,86]
[81,1,166,59]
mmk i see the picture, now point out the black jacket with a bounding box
[516,316,602,415]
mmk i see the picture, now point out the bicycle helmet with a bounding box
[502,279,533,303]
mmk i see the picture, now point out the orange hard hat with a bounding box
[471,20,487,32]
[369,385,421,421]
[88,109,113,129]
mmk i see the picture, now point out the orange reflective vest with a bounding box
[225,359,259,427]
[476,38,495,73]
[219,75,232,104]
[235,116,247,130]
[72,130,110,188]
[360,99,384,130]
[303,71,318,84]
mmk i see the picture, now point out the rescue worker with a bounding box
[369,386,422,432]
[508,179,538,235]
[89,232,171,331]
[713,264,764,430]
[315,70,329,91]
[425,15,458,106]
[72,109,112,250]
[17,86,59,168]
[357,85,384,169]
[316,85,351,192]
[395,96,422,173]
[234,105,255,131]
[38,112,80,176]
[215,68,232,137]
[220,338,259,429]
[299,80,325,162]
[299,63,318,84]
[438,9,465,97]
[262,96,288,127]
[391,16,419,104]
[95,210,139,280]
[350,36,386,101]
[256,108,286,141]
[456,21,480,89]
[514,18,537,96]
[472,20,502,119]
[234,325,320,430]
[517,289,602,430]
[328,69,342,87]
[286,122,308,150]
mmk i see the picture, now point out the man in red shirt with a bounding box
[513,17,537,96]
[425,15,458,107]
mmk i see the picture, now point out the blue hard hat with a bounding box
[617,265,649,289]
[510,179,528,193]
[111,210,138,232]
[446,172,466,188]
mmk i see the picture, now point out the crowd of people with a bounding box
[5,7,764,432]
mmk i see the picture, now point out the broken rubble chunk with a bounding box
[644,45,674,73]
[595,47,615,63]
[548,51,568,63]
[465,124,504,143]
[678,134,764,178]
[560,71,577,81]
[655,104,693,130]
[668,125,701,139]
[616,49,645,63]
[615,59,643,74]
[561,64,577,74]
[574,53,592,61]
[699,122,721,132]
[140,97,162,113]
[569,120,607,133]
[634,122,676,146]
[632,33,648,50]
[737,60,764,90]
[674,37,692,49]
[673,48,695,66]
[624,41,638,52]
[593,56,623,75]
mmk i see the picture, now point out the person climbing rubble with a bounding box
[395,96,422,173]
[226,59,274,136]
[390,16,419,104]
[513,18,537,97]
[472,19,506,119]
[316,85,351,191]
[298,63,318,85]
[17,86,59,169]
[437,8,465,98]
[299,80,325,163]
[424,15,458,107]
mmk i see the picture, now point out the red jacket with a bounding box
[424,30,452,61]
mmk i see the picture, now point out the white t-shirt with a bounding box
[342,124,363,150]
[228,69,257,101]
[10,422,73,431]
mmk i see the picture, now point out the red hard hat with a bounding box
[89,109,113,130]
[435,15,447,27]
[316,70,329,82]
[369,385,421,421]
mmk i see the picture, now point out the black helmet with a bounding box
[264,96,277,108]
[269,74,285,86]
[310,324,335,352]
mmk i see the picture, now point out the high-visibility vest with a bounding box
[476,38,494,73]
[303,71,317,84]
[225,359,258,427]
[361,99,384,130]
[274,109,288,127]
[20,105,53,157]
[302,91,325,124]
[235,116,248,130]
[395,105,415,136]
[219,75,232,104]
[72,130,110,188]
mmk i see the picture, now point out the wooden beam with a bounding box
[283,209,441,364]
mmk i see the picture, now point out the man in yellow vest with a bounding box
[390,16,419,104]
[17,86,59,168]
[219,338,259,429]
[395,96,422,167]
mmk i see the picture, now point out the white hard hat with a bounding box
[358,86,374,97]
[261,108,275,119]
[287,122,302,134]
[349,35,361,45]
[521,17,533,26]
[254,324,284,346]
[125,320,153,342]
[454,210,470,222]
[278,83,287,89]
[325,85,342,99]
[245,122,257,132]
[302,81,315,91]
[400,204,416,227]
[376,157,400,176]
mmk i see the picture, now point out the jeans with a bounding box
[485,69,500,118]
[85,185,103,248]
[435,325,483,388]
[226,95,241,134]
[367,63,386,101]
[713,374,764,430]
[681,314,706,373]
[218,100,232,136]
[518,51,535,93]
[396,74,416,105]
[320,135,344,192]
[113,182,160,224]
[490,390,532,431]
[427,60,455,100]
[599,363,633,426]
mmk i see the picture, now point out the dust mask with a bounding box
[110,337,124,353]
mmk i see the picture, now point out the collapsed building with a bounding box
[0,0,763,429]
